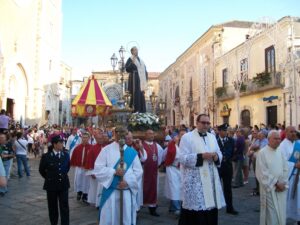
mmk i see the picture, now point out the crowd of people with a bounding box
[0,109,300,225]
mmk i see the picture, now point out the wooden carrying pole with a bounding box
[118,129,126,225]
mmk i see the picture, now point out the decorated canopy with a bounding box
[71,75,112,117]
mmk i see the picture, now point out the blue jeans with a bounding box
[0,159,12,193]
[16,155,30,177]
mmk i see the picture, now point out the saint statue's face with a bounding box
[131,47,138,57]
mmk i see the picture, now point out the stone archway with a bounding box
[7,63,28,125]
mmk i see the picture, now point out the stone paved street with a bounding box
[0,157,296,225]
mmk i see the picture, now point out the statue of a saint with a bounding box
[125,46,148,112]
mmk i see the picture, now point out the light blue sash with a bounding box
[69,135,79,152]
[98,146,137,219]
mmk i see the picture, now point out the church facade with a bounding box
[0,0,71,126]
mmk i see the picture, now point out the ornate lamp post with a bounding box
[110,53,118,71]
[111,46,126,93]
[158,99,166,124]
[150,92,158,113]
[123,91,131,108]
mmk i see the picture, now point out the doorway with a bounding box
[241,110,251,127]
[266,106,277,127]
[6,98,14,119]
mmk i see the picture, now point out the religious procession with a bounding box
[1,2,300,225]
[0,44,300,225]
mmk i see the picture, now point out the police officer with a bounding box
[39,135,70,225]
[216,123,238,215]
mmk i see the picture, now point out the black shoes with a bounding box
[149,207,160,217]
[226,209,239,215]
[82,193,88,203]
[77,191,82,201]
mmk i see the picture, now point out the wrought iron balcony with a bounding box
[215,72,284,101]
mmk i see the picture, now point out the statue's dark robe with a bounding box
[125,57,148,113]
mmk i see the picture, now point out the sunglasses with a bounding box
[199,121,211,125]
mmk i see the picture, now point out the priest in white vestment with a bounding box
[256,130,289,225]
[125,132,147,211]
[279,126,300,224]
[93,129,143,225]
[178,114,225,225]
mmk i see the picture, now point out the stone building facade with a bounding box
[159,21,254,127]
[215,16,300,127]
[159,16,300,128]
[0,0,70,126]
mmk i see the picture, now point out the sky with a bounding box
[61,0,300,80]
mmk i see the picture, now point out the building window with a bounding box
[222,68,228,87]
[49,60,52,71]
[265,46,275,74]
[240,58,248,80]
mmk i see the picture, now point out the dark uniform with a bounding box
[216,123,238,215]
[39,136,70,225]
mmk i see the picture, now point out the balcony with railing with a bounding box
[215,72,284,101]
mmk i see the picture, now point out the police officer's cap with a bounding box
[217,123,229,131]
[51,135,64,144]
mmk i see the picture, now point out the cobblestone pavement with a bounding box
[0,157,296,225]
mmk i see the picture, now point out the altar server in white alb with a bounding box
[279,126,300,224]
[256,130,289,225]
[93,128,143,225]
[163,128,186,216]
[178,114,225,225]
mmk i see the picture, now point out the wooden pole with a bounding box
[118,133,126,225]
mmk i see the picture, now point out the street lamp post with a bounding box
[111,46,126,93]
[150,92,157,113]
[158,99,166,125]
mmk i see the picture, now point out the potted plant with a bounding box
[215,86,227,98]
[240,83,247,92]
[253,72,271,87]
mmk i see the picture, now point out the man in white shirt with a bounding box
[13,132,30,178]
[178,114,225,225]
